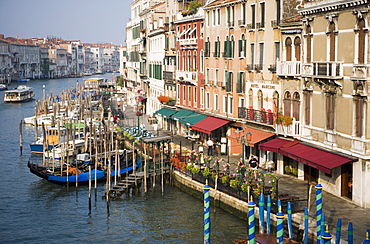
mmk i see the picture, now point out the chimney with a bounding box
[0,34,4,39]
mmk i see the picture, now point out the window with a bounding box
[292,92,300,121]
[201,87,204,106]
[206,92,210,109]
[294,37,301,61]
[329,22,336,61]
[355,96,365,137]
[237,72,244,93]
[285,37,292,61]
[205,37,210,57]
[217,9,221,25]
[259,43,264,68]
[177,84,180,100]
[193,50,197,71]
[275,42,280,62]
[214,94,218,111]
[183,86,186,101]
[188,86,192,102]
[223,95,227,113]
[228,96,233,114]
[213,10,216,26]
[188,50,191,71]
[226,71,233,92]
[306,25,312,63]
[200,50,204,72]
[283,91,291,116]
[194,87,197,104]
[358,18,365,64]
[251,5,256,28]
[326,92,335,130]
[258,90,263,109]
[238,35,247,58]
[215,69,219,86]
[251,43,255,66]
[214,36,221,58]
[182,51,185,71]
[260,2,265,28]
[206,68,210,84]
[249,89,254,108]
[304,90,311,125]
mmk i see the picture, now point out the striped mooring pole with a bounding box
[316,181,323,244]
[322,225,332,244]
[259,193,264,234]
[276,210,284,244]
[248,199,256,244]
[204,180,210,244]
[335,218,342,244]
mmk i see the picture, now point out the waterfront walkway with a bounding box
[119,105,370,244]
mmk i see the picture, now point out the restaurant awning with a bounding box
[242,127,275,147]
[279,143,354,174]
[171,109,195,121]
[259,138,354,174]
[192,117,229,134]
[179,112,208,126]
[258,138,300,152]
[155,107,177,118]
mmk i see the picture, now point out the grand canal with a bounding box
[0,75,248,243]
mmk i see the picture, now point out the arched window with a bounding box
[248,89,253,108]
[258,90,263,109]
[329,22,336,61]
[285,37,292,61]
[306,25,312,63]
[231,36,235,58]
[358,18,365,64]
[292,92,300,121]
[294,37,301,61]
[283,91,291,116]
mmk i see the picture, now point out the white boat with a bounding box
[44,139,86,160]
[0,84,7,91]
[4,85,34,102]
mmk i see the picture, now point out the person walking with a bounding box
[206,138,214,156]
[248,156,259,179]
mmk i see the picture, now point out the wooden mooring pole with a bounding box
[19,120,23,155]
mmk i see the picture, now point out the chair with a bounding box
[267,161,275,172]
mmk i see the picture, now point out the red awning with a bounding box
[192,116,229,134]
[279,144,353,174]
[258,138,300,152]
[243,127,275,147]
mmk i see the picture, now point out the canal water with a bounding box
[0,75,248,244]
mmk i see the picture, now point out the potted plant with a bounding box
[203,167,211,177]
[221,175,229,185]
[230,179,240,189]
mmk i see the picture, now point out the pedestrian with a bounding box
[248,155,258,179]
[207,138,214,156]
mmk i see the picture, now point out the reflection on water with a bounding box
[0,75,247,244]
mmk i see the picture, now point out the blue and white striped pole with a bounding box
[204,180,210,244]
[335,218,342,244]
[248,199,256,244]
[287,202,293,239]
[259,193,264,234]
[316,181,323,244]
[304,207,309,244]
[276,210,284,244]
[266,195,271,234]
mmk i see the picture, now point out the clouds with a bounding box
[0,0,130,44]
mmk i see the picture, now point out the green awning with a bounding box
[178,112,208,126]
[171,109,195,120]
[155,107,177,118]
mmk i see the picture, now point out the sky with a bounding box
[0,0,131,45]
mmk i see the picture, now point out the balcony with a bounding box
[179,38,197,46]
[238,107,274,126]
[301,61,343,79]
[217,81,225,88]
[238,19,246,27]
[276,60,301,77]
[227,21,235,28]
[176,70,198,84]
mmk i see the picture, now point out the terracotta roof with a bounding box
[205,0,243,9]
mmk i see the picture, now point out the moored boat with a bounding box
[4,85,35,102]
[0,84,7,91]
[27,160,106,185]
